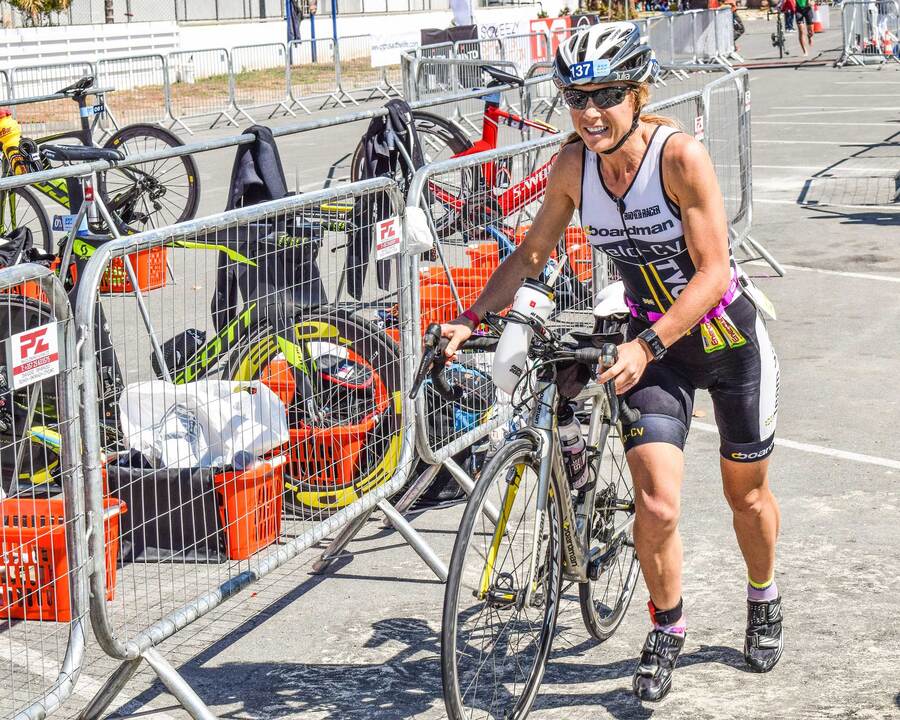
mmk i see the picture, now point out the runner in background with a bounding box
[795,0,815,55]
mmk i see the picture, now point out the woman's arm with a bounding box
[600,133,731,392]
[441,141,582,356]
[648,134,732,348]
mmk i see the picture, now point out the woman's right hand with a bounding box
[440,318,475,360]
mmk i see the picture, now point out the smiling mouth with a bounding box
[585,126,610,137]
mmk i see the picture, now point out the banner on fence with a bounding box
[530,16,571,60]
[372,33,422,67]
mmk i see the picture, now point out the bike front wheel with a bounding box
[99,124,200,233]
[442,437,562,720]
[0,186,52,253]
[579,423,640,642]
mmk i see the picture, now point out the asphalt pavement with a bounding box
[42,15,900,720]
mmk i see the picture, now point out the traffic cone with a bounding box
[812,3,824,32]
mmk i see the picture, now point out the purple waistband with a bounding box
[625,272,740,325]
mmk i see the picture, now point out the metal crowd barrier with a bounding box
[72,178,425,719]
[0,264,90,720]
[337,35,403,103]
[231,42,294,122]
[288,38,346,113]
[167,48,237,131]
[8,63,96,134]
[95,54,171,129]
[836,0,900,66]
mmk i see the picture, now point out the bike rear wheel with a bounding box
[0,187,52,253]
[579,423,640,642]
[442,437,562,720]
[99,124,200,233]
[224,307,403,518]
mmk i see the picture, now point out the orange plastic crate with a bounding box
[213,458,286,561]
[515,225,592,283]
[99,247,167,294]
[465,242,500,272]
[0,497,124,622]
[288,419,379,489]
[420,266,493,289]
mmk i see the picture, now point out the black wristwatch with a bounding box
[637,329,666,362]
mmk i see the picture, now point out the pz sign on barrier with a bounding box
[7,323,60,390]
[375,216,402,260]
[694,115,705,141]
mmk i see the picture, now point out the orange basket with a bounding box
[1,497,125,622]
[99,247,167,294]
[288,419,379,489]
[420,265,493,289]
[213,457,286,561]
[465,242,500,272]
[515,225,592,283]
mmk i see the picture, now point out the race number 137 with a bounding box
[8,323,60,390]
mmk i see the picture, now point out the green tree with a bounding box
[8,0,72,25]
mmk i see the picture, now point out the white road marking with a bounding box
[835,81,900,84]
[691,422,900,470]
[745,260,900,284]
[755,121,898,127]
[753,198,900,211]
[753,163,899,172]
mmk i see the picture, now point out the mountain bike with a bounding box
[0,76,200,252]
[0,196,402,515]
[411,309,641,720]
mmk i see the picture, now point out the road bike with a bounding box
[0,76,200,252]
[769,9,790,58]
[411,308,641,720]
[0,187,403,516]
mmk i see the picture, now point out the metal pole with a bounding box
[331,0,338,43]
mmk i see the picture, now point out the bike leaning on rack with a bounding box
[0,76,200,251]
[410,306,641,720]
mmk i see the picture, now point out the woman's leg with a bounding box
[629,442,685,611]
[721,456,779,584]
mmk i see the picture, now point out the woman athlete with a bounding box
[440,22,783,702]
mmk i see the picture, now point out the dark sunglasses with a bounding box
[562,85,632,110]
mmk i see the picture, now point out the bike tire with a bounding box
[442,437,562,720]
[0,186,52,253]
[224,307,403,518]
[578,423,641,643]
[99,124,200,233]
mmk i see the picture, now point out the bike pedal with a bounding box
[486,587,522,608]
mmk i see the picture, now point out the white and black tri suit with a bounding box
[579,125,779,462]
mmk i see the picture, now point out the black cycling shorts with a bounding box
[796,5,815,24]
[622,295,779,463]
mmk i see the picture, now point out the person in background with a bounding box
[781,0,797,32]
[795,0,815,54]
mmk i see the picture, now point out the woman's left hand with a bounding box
[597,340,653,395]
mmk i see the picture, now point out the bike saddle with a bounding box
[482,65,524,87]
[42,144,124,164]
[55,75,95,97]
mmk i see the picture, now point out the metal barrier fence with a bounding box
[167,48,237,131]
[8,63,95,134]
[0,264,89,720]
[836,0,900,66]
[336,35,402,103]
[288,39,346,113]
[231,43,294,122]
[72,177,427,719]
[96,55,171,128]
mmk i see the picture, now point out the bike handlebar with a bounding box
[410,323,641,426]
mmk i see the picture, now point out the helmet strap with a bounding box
[600,111,641,156]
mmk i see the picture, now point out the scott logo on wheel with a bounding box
[7,323,60,390]
[375,216,401,260]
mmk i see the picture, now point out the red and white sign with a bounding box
[529,16,572,61]
[8,323,59,390]
[694,115,705,141]
[375,216,402,260]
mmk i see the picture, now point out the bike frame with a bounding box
[480,377,635,606]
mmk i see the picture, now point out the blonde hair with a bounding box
[562,83,679,148]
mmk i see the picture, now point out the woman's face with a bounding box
[567,82,638,155]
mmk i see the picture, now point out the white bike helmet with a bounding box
[554,21,658,89]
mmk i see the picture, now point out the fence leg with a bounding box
[76,657,144,720]
[311,507,375,574]
[140,648,217,720]
[378,499,449,582]
[742,235,786,276]
[443,458,500,526]
[384,463,442,522]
